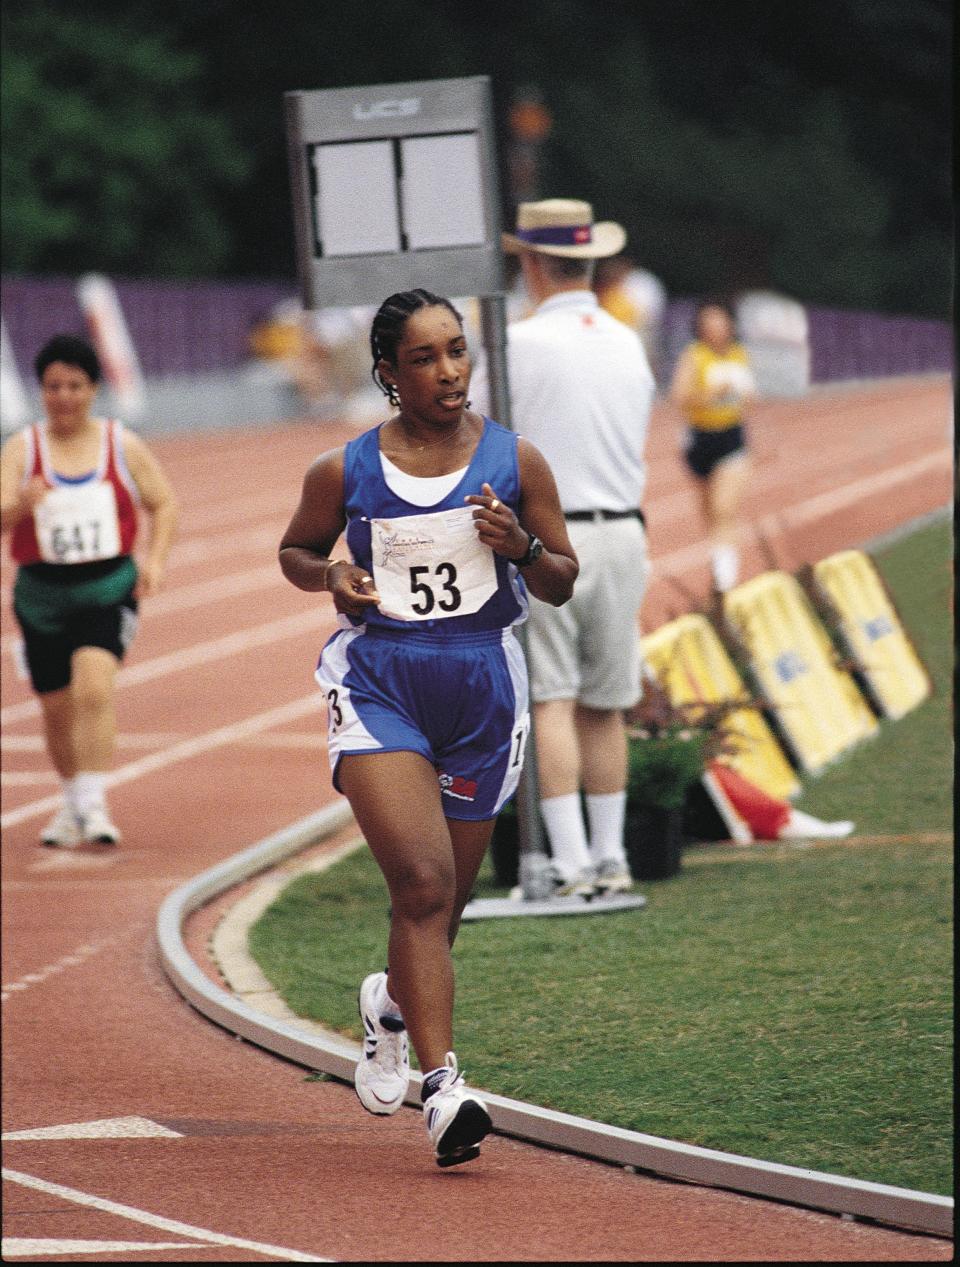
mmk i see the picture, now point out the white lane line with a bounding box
[0,694,322,830]
[2,732,319,795]
[651,449,951,577]
[173,486,297,535]
[2,733,184,752]
[27,850,134,874]
[2,1239,216,1256]
[763,449,950,529]
[3,1117,182,1141]
[1,936,121,1002]
[0,524,282,640]
[1,564,286,656]
[236,731,327,750]
[135,564,284,618]
[1,1169,330,1262]
[1,609,325,726]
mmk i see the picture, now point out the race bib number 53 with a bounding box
[369,505,497,622]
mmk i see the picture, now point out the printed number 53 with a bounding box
[409,563,461,615]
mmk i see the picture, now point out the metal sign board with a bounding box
[285,76,505,308]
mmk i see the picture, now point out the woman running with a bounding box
[279,289,577,1167]
[1,334,178,845]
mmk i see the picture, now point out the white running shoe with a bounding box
[593,860,634,894]
[354,972,409,1115]
[79,807,121,845]
[422,1051,492,1168]
[40,804,81,848]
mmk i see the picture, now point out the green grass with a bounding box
[248,515,953,1196]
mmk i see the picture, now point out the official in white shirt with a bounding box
[472,199,655,895]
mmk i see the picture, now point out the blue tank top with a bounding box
[342,417,528,636]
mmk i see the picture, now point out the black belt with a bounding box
[565,508,646,528]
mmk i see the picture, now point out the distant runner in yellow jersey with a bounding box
[670,299,757,592]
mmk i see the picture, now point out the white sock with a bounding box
[711,545,739,592]
[421,1061,452,1102]
[540,793,593,879]
[377,973,403,1021]
[585,791,628,868]
[71,772,107,817]
[61,776,79,815]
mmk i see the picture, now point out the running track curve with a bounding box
[1,376,953,1261]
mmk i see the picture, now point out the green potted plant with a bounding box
[624,677,744,879]
[488,678,750,888]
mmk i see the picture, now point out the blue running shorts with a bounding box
[315,624,530,821]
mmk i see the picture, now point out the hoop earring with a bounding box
[387,385,401,409]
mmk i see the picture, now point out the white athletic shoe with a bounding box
[422,1052,492,1168]
[547,863,598,899]
[40,804,81,848]
[79,807,121,845]
[593,860,634,894]
[354,972,409,1115]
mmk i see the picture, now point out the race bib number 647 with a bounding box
[34,482,121,564]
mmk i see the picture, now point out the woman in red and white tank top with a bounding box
[0,334,178,847]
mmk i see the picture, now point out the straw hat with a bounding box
[502,198,626,259]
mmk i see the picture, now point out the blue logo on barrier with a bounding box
[862,615,894,642]
[774,650,808,683]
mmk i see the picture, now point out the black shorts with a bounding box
[683,424,747,480]
[13,558,139,695]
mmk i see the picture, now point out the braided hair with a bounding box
[370,289,464,407]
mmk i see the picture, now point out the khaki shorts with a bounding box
[527,516,648,709]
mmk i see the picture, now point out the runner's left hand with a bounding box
[465,483,529,560]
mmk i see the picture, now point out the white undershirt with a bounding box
[379,452,468,507]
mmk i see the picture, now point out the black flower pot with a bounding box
[489,810,520,887]
[625,805,684,880]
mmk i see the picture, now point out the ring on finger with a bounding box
[490,499,499,511]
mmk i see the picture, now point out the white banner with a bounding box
[1,317,31,434]
[76,273,147,419]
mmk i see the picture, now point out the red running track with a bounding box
[1,376,952,1261]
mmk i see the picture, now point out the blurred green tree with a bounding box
[1,0,950,317]
[1,7,249,276]
[546,40,893,306]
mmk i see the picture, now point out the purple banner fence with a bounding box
[803,305,953,383]
[1,275,292,380]
[2,274,952,385]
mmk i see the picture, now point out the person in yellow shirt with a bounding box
[670,299,757,592]
[595,254,666,383]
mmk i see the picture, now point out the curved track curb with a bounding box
[157,802,953,1239]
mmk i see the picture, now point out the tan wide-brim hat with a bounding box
[502,198,627,259]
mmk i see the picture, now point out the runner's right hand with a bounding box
[326,561,381,616]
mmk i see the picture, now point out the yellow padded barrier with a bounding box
[722,571,878,775]
[642,613,800,801]
[811,550,930,720]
